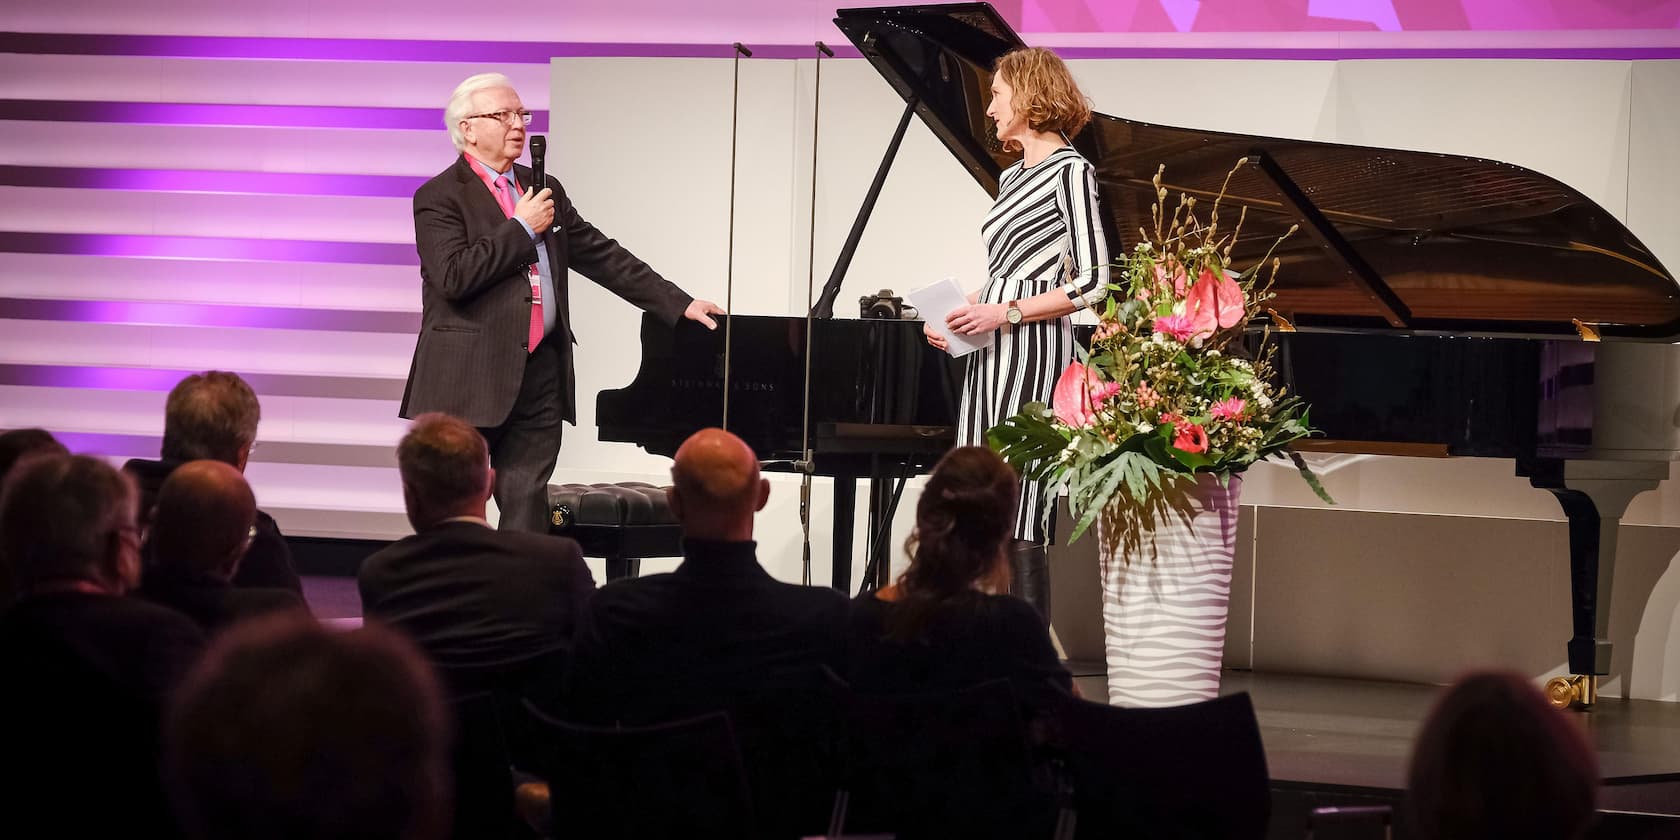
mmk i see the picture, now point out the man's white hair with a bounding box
[445,72,516,152]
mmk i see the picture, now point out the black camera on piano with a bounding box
[860,289,917,320]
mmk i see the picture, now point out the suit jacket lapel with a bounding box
[513,162,563,271]
[455,155,508,231]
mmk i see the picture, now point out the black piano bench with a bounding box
[546,482,681,582]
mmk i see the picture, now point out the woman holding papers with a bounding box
[924,46,1109,624]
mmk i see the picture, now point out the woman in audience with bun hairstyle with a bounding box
[846,446,1073,701]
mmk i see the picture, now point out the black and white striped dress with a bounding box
[960,145,1110,543]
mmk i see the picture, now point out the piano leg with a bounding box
[1518,459,1668,709]
[832,478,856,592]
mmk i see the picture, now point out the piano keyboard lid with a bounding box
[834,3,1680,341]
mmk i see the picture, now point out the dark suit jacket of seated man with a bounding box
[359,519,595,672]
[564,428,849,725]
[126,457,301,595]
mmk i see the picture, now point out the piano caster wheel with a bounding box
[1545,674,1598,710]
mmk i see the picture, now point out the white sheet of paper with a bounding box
[907,277,994,359]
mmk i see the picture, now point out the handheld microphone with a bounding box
[529,135,546,195]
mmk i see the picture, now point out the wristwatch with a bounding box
[1005,300,1024,325]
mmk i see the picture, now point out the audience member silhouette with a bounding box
[564,426,849,724]
[846,446,1072,703]
[359,413,594,678]
[0,426,69,602]
[124,370,301,593]
[165,612,450,840]
[137,460,306,633]
[1407,670,1599,840]
[0,454,205,837]
[0,426,67,484]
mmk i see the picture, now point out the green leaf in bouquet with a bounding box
[986,404,1071,481]
[1288,449,1336,505]
[1167,446,1215,472]
[1067,454,1129,543]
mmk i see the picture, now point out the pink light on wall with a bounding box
[1018,0,1678,32]
[4,0,1677,40]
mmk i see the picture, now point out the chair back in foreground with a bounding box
[448,692,517,840]
[831,676,1056,840]
[719,670,843,840]
[1054,691,1270,839]
[522,704,755,840]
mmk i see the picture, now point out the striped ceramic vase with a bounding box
[1099,474,1241,707]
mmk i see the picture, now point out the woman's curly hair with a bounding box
[994,46,1093,151]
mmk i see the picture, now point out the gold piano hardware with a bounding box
[1571,319,1602,342]
[1264,309,1296,332]
[1545,674,1597,710]
[1291,439,1450,458]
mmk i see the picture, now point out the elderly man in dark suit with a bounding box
[404,72,723,533]
[564,427,849,725]
[359,413,595,681]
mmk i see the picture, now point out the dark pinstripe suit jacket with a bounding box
[402,154,692,427]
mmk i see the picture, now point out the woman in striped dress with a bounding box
[926,47,1109,623]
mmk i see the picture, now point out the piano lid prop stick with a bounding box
[722,42,751,430]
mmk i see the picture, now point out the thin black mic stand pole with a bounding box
[797,41,833,586]
[722,42,751,431]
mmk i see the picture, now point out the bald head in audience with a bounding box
[151,460,257,581]
[397,413,495,532]
[668,428,769,542]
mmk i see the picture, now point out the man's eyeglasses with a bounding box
[464,110,533,127]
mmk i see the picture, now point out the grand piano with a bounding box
[598,3,1680,707]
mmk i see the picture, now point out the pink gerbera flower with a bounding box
[1151,313,1197,342]
[1210,397,1248,421]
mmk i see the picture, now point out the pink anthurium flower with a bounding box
[1184,266,1244,338]
[1052,362,1122,428]
[1153,260,1189,297]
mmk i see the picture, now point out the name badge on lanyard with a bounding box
[529,265,541,305]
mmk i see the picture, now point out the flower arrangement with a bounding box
[988,161,1333,543]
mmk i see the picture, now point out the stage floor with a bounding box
[1073,665,1680,832]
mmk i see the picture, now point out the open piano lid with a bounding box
[834,3,1680,341]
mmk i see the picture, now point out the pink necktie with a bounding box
[490,176,543,354]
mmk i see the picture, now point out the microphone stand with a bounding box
[721,42,751,431]
[797,41,833,586]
